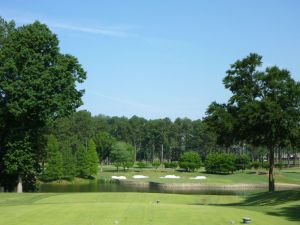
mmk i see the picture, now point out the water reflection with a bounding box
[38,180,266,195]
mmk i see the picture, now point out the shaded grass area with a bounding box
[203,190,300,222]
[0,191,299,225]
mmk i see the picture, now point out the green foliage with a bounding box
[3,135,35,176]
[44,135,63,181]
[137,161,147,169]
[86,139,99,176]
[235,154,251,171]
[179,151,201,172]
[164,161,178,169]
[252,161,261,170]
[275,162,284,171]
[76,144,88,177]
[262,161,269,170]
[61,143,76,180]
[152,158,161,169]
[94,132,115,161]
[205,153,236,174]
[205,53,300,190]
[111,141,134,171]
[0,18,86,190]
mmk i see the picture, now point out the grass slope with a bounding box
[0,191,299,225]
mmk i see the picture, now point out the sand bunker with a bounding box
[133,175,149,179]
[111,176,127,180]
[189,176,207,180]
[160,175,180,179]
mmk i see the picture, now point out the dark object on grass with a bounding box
[156,200,160,204]
[242,217,251,224]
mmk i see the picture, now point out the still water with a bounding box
[38,180,265,195]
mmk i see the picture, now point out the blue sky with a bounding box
[1,1,300,120]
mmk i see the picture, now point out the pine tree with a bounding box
[44,135,63,181]
[62,143,76,180]
[76,144,88,177]
[86,139,99,177]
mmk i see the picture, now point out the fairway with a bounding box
[1,191,299,225]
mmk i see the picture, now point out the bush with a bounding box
[164,161,178,169]
[251,161,261,170]
[235,154,251,171]
[137,161,147,169]
[152,158,161,169]
[275,162,283,171]
[262,161,269,170]
[204,153,236,174]
[179,151,201,172]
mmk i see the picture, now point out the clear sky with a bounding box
[1,0,300,120]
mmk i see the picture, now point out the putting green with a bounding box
[0,192,299,225]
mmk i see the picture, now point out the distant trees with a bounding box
[179,151,201,172]
[205,53,300,191]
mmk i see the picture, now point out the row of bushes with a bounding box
[135,152,285,174]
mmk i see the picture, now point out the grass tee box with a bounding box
[0,191,299,225]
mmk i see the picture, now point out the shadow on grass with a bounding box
[200,190,300,221]
[282,171,300,174]
[237,190,300,206]
[267,204,300,221]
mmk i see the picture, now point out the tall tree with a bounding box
[76,144,88,177]
[86,139,99,177]
[0,18,86,191]
[44,135,63,182]
[94,132,115,172]
[61,143,76,180]
[111,141,134,171]
[205,53,300,191]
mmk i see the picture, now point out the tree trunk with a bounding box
[152,144,155,163]
[161,144,164,165]
[134,142,137,162]
[269,148,275,192]
[17,176,23,193]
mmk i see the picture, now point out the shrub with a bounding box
[179,151,201,172]
[251,161,261,170]
[204,153,236,174]
[275,162,283,171]
[235,154,251,171]
[137,161,147,169]
[164,161,178,169]
[152,158,161,169]
[262,161,269,170]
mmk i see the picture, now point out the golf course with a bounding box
[1,191,299,225]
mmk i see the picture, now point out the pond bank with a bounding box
[117,179,300,191]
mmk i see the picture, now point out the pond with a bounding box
[38,180,266,195]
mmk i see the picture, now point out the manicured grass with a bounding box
[98,165,300,185]
[0,191,299,225]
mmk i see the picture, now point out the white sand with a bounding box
[133,175,149,179]
[111,176,127,180]
[160,175,180,179]
[189,176,207,180]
